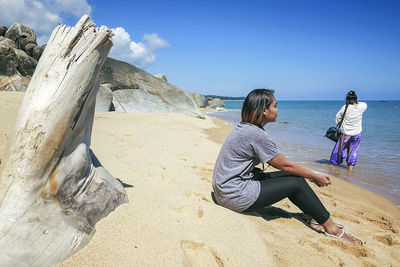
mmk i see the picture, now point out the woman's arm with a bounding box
[335,106,344,125]
[268,154,331,187]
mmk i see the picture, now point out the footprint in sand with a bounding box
[201,176,212,183]
[367,216,398,233]
[184,191,211,203]
[200,167,213,175]
[374,235,399,246]
[187,166,213,184]
[309,242,326,253]
[171,163,213,185]
[180,240,224,267]
[321,239,374,259]
[197,208,204,218]
[172,192,209,218]
[172,206,204,219]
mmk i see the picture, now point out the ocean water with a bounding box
[207,100,400,206]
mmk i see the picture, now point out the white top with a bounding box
[335,102,367,136]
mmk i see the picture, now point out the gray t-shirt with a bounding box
[212,122,280,212]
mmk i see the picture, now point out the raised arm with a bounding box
[268,154,331,187]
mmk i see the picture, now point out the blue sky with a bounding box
[1,0,399,100]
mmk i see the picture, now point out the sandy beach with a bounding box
[1,91,399,266]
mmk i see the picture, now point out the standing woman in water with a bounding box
[330,91,367,172]
[212,89,356,242]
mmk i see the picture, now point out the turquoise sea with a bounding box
[207,100,400,206]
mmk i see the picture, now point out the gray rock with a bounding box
[207,98,225,108]
[0,42,18,76]
[100,57,203,117]
[189,93,208,108]
[14,48,37,76]
[24,43,36,57]
[4,23,37,50]
[154,73,168,82]
[95,84,113,112]
[0,23,205,118]
[32,44,45,60]
[112,89,172,113]
[100,58,139,89]
[0,26,7,37]
[0,36,38,78]
[0,36,17,49]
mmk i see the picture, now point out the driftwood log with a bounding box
[0,15,128,266]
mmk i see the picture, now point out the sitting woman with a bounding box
[212,89,356,242]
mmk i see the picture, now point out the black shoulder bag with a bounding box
[325,104,349,142]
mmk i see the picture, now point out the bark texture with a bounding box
[0,15,128,267]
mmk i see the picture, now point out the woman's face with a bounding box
[262,96,277,125]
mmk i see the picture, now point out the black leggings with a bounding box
[244,171,330,224]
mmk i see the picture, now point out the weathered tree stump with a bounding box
[0,15,128,267]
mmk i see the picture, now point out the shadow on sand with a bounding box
[117,178,134,188]
[244,206,313,229]
[211,191,318,231]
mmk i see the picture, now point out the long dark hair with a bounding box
[241,89,275,128]
[346,90,358,105]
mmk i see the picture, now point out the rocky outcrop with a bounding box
[29,43,45,60]
[100,57,203,117]
[4,23,36,50]
[0,23,41,92]
[112,89,172,112]
[189,93,208,108]
[14,48,37,76]
[95,84,114,112]
[0,38,18,76]
[155,73,168,82]
[207,98,225,108]
[0,26,7,37]
[3,23,44,61]
[1,23,203,118]
[186,93,227,109]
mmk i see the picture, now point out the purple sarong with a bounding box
[330,132,362,166]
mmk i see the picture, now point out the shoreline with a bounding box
[1,91,399,266]
[206,108,400,207]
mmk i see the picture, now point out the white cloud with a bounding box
[0,0,91,45]
[53,0,92,17]
[110,27,170,68]
[143,33,169,49]
[0,0,168,67]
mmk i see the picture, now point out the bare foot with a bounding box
[310,219,343,230]
[325,229,357,243]
[348,165,354,172]
[342,232,357,243]
[321,217,356,243]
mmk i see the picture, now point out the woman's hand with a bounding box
[311,174,332,187]
[268,154,332,187]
